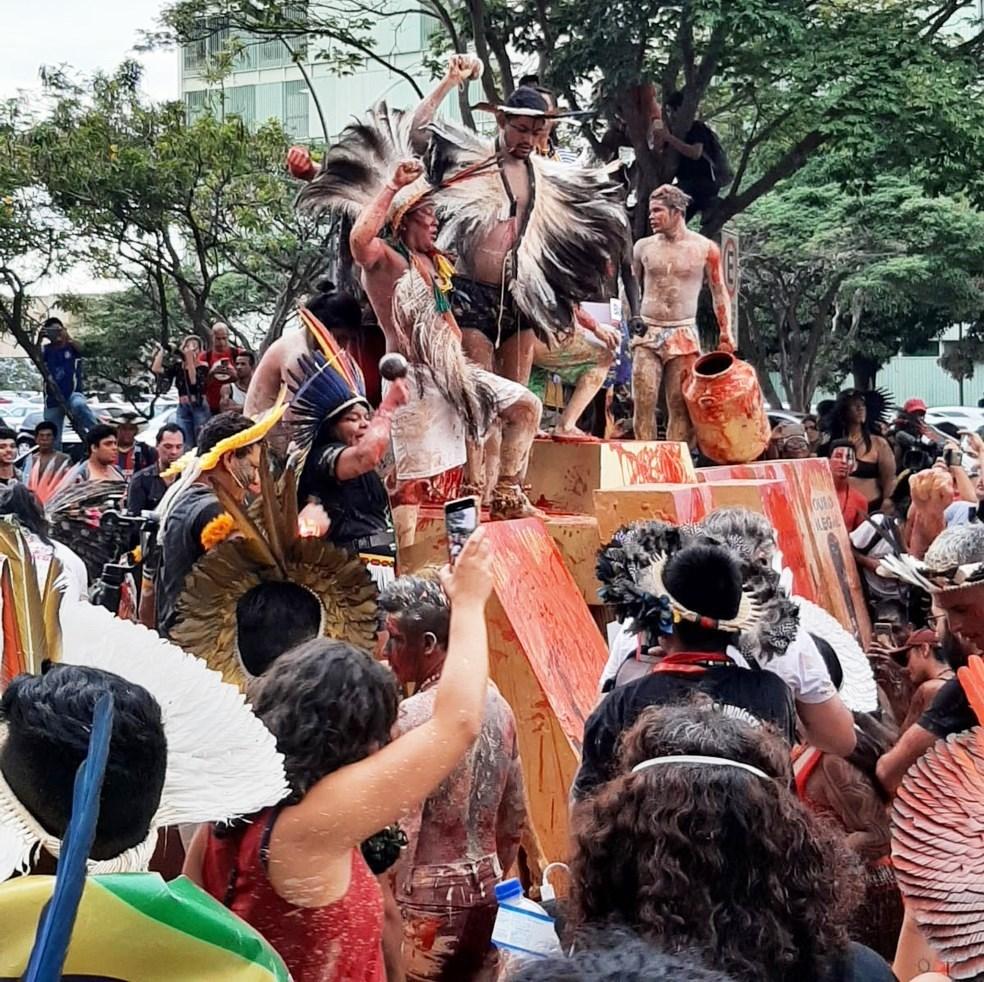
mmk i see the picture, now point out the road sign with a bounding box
[721,227,740,345]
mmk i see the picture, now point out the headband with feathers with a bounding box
[596,520,798,661]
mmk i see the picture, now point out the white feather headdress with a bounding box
[0,602,288,880]
[793,597,879,713]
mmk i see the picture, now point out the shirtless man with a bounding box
[349,158,542,518]
[379,575,526,981]
[631,184,735,442]
[251,55,482,454]
[448,86,551,387]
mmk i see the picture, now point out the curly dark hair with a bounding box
[570,706,862,982]
[510,930,735,981]
[247,638,399,803]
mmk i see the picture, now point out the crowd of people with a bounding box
[1,54,982,982]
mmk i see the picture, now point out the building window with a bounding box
[284,80,309,139]
[184,89,219,123]
[226,85,257,127]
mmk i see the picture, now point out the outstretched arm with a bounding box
[409,54,482,153]
[705,241,735,353]
[349,159,424,272]
[271,531,493,873]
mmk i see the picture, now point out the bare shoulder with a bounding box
[697,231,720,258]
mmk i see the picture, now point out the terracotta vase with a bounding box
[683,351,771,464]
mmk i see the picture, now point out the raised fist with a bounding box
[392,159,424,188]
[447,53,483,84]
[286,145,316,181]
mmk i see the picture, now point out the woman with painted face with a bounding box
[822,390,895,514]
[829,439,869,533]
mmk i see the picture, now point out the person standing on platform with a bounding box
[631,185,735,443]
[379,575,526,981]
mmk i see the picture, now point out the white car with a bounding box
[925,406,984,433]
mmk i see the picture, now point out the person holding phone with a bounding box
[200,322,241,414]
[151,335,211,447]
[186,530,495,982]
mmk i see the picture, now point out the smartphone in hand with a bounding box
[445,495,480,565]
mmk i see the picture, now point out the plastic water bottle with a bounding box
[491,877,562,963]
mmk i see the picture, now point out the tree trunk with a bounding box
[851,353,879,390]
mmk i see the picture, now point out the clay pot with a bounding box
[683,351,771,464]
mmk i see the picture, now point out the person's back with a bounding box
[157,483,221,634]
[396,682,523,872]
[394,680,525,981]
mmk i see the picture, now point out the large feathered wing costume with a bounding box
[891,654,984,980]
[426,118,631,340]
[0,600,288,880]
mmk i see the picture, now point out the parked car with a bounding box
[925,406,984,433]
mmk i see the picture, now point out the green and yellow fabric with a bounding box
[0,873,290,980]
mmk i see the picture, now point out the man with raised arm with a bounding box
[631,184,735,443]
[348,156,542,519]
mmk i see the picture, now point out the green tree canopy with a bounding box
[737,175,984,410]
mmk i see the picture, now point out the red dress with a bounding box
[202,807,385,982]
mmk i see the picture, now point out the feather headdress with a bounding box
[891,655,984,979]
[26,462,128,584]
[877,523,984,594]
[296,102,436,232]
[426,118,631,340]
[0,600,288,881]
[169,450,377,691]
[0,521,62,685]
[596,520,797,659]
[793,597,878,713]
[287,349,369,459]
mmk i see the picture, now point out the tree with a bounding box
[151,0,984,240]
[736,176,984,410]
[0,98,91,431]
[27,63,335,353]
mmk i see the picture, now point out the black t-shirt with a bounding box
[919,675,976,738]
[572,661,797,800]
[157,484,222,635]
[297,441,389,549]
[162,361,208,405]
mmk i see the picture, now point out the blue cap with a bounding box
[494,878,523,902]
